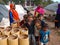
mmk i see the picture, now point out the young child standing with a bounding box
[34,19,41,45]
[39,24,50,45]
[37,14,45,28]
[24,15,36,45]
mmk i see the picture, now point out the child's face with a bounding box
[43,27,48,31]
[28,16,33,22]
[38,16,41,20]
[35,23,41,30]
[38,16,43,20]
[24,16,27,20]
[33,16,37,20]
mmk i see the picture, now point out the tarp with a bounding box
[45,3,59,12]
[0,4,27,27]
[0,4,8,22]
[5,5,27,20]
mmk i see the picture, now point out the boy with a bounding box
[24,15,36,45]
[37,14,45,28]
[20,15,28,26]
[39,24,50,45]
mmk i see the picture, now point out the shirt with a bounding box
[40,20,45,28]
[24,21,35,34]
[34,26,40,36]
[39,30,50,43]
[57,9,60,14]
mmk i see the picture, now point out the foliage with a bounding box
[0,0,54,7]
[3,0,9,4]
[12,0,19,4]
[34,0,42,5]
[34,0,54,7]
[20,0,25,4]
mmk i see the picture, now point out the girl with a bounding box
[34,19,41,45]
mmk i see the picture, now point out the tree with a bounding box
[0,0,7,4]
[20,0,25,5]
[3,0,9,4]
[34,0,54,7]
[34,0,42,5]
[12,0,19,4]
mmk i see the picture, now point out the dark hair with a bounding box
[28,14,33,18]
[37,14,42,18]
[35,19,41,24]
[28,13,33,16]
[33,16,37,20]
[23,15,28,19]
[42,23,48,28]
[21,25,27,28]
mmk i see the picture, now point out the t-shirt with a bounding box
[39,30,50,43]
[34,26,40,36]
[40,20,45,28]
[24,21,35,34]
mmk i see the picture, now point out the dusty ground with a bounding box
[46,21,60,45]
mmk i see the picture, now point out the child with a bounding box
[39,24,50,45]
[37,14,45,28]
[20,15,28,26]
[24,15,36,45]
[34,19,41,45]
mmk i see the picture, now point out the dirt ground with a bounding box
[46,21,60,45]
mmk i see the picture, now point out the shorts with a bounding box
[35,36,39,41]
